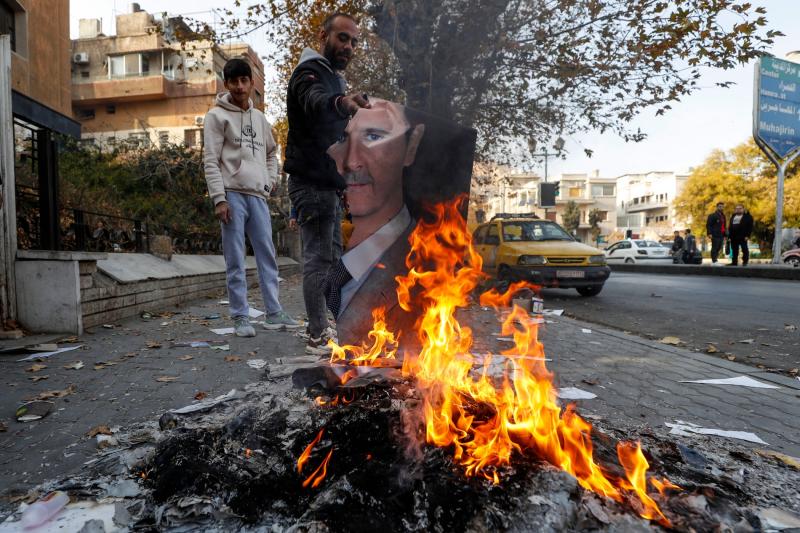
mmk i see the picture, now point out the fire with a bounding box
[297,428,324,474]
[318,197,676,524]
[297,428,333,489]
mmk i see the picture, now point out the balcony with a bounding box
[624,202,668,213]
[73,74,174,105]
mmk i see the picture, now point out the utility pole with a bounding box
[528,137,564,219]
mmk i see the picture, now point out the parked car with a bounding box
[471,216,610,296]
[782,248,800,267]
[604,239,673,264]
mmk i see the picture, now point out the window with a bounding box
[109,55,125,78]
[0,1,16,52]
[76,108,95,120]
[80,71,90,78]
[594,210,608,222]
[106,104,115,114]
[473,226,488,245]
[591,184,615,197]
[128,132,150,147]
[141,53,150,74]
[159,131,169,146]
[184,128,203,147]
[485,224,500,245]
[501,221,573,242]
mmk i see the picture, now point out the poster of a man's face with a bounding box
[327,98,476,349]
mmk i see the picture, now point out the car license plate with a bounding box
[556,270,585,278]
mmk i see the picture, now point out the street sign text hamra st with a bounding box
[756,56,800,159]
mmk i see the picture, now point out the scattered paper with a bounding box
[738,338,754,344]
[496,337,514,342]
[210,327,235,336]
[248,308,265,318]
[178,355,194,361]
[758,508,800,530]
[247,359,267,370]
[680,376,779,389]
[659,336,681,346]
[63,361,84,370]
[219,299,230,304]
[212,344,231,351]
[543,309,564,316]
[17,344,82,362]
[155,376,178,383]
[581,328,592,334]
[170,389,242,414]
[557,387,597,400]
[666,420,768,445]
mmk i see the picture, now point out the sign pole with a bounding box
[753,55,800,264]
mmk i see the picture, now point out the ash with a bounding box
[7,367,800,532]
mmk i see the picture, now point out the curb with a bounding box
[549,315,800,391]
[609,263,800,280]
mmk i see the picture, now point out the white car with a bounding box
[604,239,672,264]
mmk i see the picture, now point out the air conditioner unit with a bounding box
[194,116,204,126]
[73,52,90,64]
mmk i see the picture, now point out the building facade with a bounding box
[71,5,265,148]
[615,171,689,240]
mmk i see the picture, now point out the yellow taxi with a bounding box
[472,214,610,296]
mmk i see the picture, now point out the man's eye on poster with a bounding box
[326,98,477,349]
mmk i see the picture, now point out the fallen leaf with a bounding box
[706,344,719,354]
[63,361,84,370]
[31,384,76,401]
[582,378,599,386]
[86,425,112,437]
[224,355,242,362]
[178,355,194,361]
[755,449,800,470]
[102,324,115,329]
[61,336,79,343]
[155,376,178,382]
[29,375,49,382]
[785,324,797,331]
[659,336,681,346]
[194,391,207,401]
[146,341,162,349]
[0,421,7,432]
[727,355,736,361]
[738,339,755,344]
[789,368,799,376]
[247,351,257,357]
[26,364,47,373]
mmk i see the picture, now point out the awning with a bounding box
[12,90,81,138]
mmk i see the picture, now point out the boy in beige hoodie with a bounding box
[203,58,299,336]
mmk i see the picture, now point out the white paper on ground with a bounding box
[171,389,241,414]
[680,376,779,389]
[219,300,229,305]
[581,328,592,334]
[544,309,564,316]
[557,387,597,400]
[17,345,83,362]
[666,421,768,445]
[0,500,117,532]
[247,359,267,370]
[210,328,235,336]
[248,308,265,318]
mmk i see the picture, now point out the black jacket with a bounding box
[284,48,349,190]
[671,236,684,253]
[706,211,727,239]
[728,212,754,240]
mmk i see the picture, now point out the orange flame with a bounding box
[302,449,333,489]
[329,307,398,366]
[297,428,324,473]
[479,280,539,308]
[323,197,676,524]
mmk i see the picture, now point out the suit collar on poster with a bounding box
[341,206,412,284]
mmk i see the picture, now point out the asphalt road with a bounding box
[540,272,800,375]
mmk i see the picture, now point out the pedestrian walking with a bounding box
[203,58,300,337]
[284,12,371,355]
[706,201,727,265]
[670,230,685,263]
[728,203,754,266]
[683,228,697,264]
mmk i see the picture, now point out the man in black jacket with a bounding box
[670,230,685,263]
[706,201,727,264]
[285,12,370,355]
[728,203,754,266]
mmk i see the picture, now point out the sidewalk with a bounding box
[610,260,800,280]
[1,275,799,510]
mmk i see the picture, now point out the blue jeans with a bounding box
[288,178,342,337]
[220,191,282,318]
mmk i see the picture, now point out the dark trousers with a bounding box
[288,178,343,337]
[710,236,724,262]
[730,237,749,265]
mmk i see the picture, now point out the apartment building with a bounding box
[71,4,265,148]
[477,170,617,245]
[615,171,689,239]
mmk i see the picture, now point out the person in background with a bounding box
[683,228,697,264]
[706,201,727,265]
[284,12,371,355]
[203,58,300,337]
[671,230,685,263]
[728,203,754,266]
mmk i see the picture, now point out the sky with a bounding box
[70,0,800,178]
